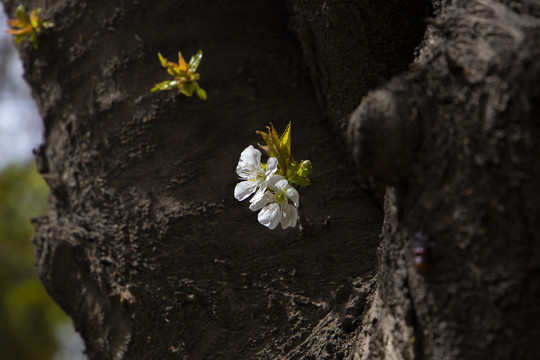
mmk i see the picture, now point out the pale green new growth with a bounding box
[4,5,55,49]
[234,122,312,230]
[257,122,312,186]
[151,50,207,100]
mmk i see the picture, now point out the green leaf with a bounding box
[189,50,203,73]
[279,122,291,152]
[170,68,188,78]
[158,52,168,68]
[15,5,28,23]
[196,84,207,100]
[181,82,195,97]
[30,10,41,29]
[151,80,178,92]
[278,121,291,162]
[177,51,188,70]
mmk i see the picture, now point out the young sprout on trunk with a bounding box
[4,5,54,49]
[234,122,312,230]
[151,50,207,100]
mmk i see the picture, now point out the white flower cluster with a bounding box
[234,145,299,229]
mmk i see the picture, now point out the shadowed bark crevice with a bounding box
[289,0,433,134]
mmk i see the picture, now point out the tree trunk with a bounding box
[347,1,540,359]
[3,0,539,359]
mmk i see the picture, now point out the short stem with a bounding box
[298,203,309,233]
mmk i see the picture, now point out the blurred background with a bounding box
[0,4,86,359]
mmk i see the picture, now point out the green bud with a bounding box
[297,160,312,177]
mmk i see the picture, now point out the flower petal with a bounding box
[258,203,281,229]
[257,203,277,223]
[265,157,278,177]
[239,145,261,166]
[265,174,284,189]
[280,203,298,229]
[236,162,259,179]
[285,186,300,207]
[236,145,263,179]
[249,190,273,211]
[234,180,258,201]
[273,179,289,191]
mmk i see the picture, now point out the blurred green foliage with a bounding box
[0,161,67,360]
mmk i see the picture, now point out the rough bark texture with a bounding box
[347,1,540,359]
[3,0,540,359]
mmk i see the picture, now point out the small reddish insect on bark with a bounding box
[413,232,432,273]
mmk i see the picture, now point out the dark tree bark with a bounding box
[347,1,540,359]
[3,0,539,359]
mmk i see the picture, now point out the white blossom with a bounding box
[234,145,278,201]
[249,176,299,230]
